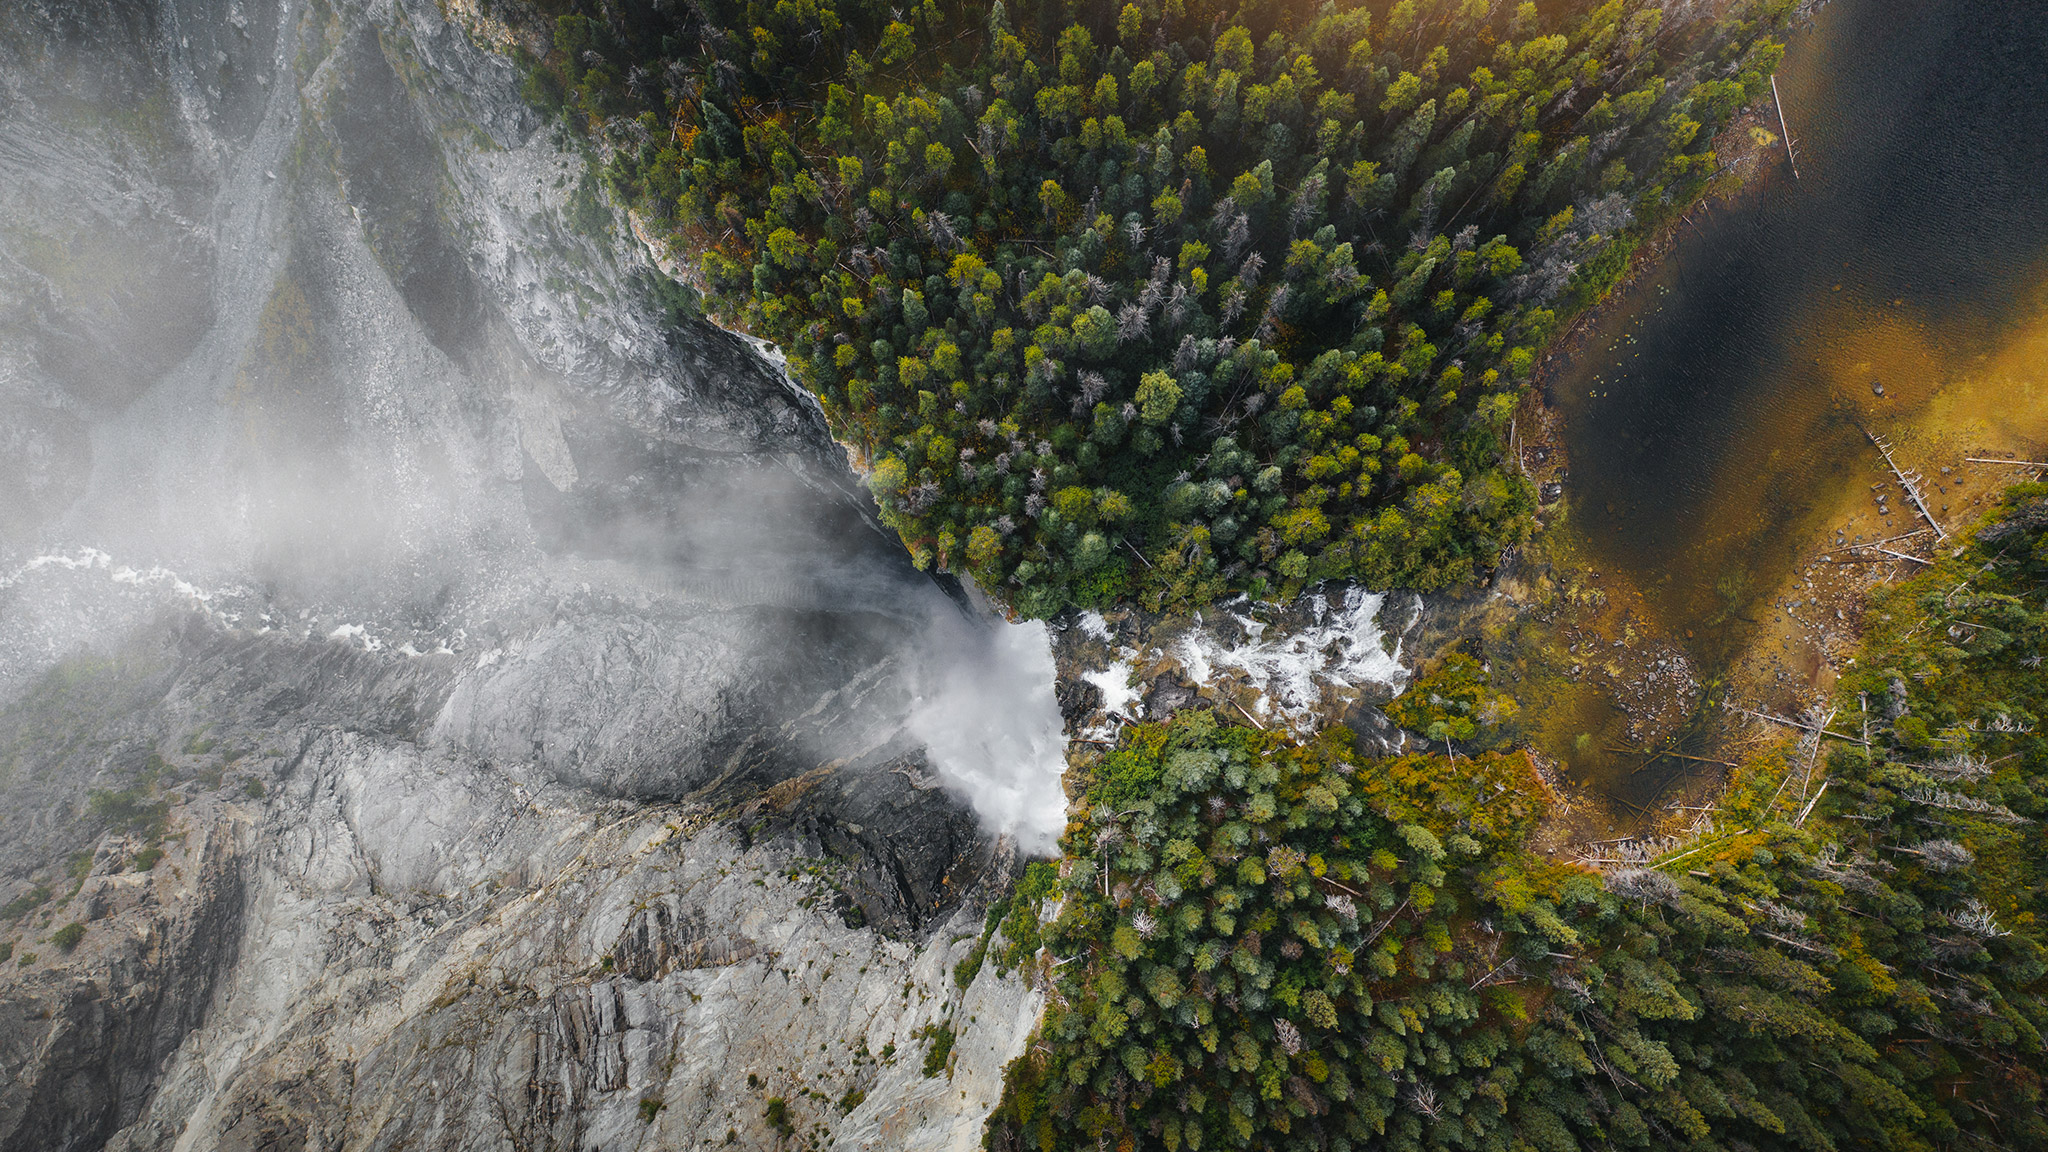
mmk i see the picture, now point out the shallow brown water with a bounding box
[1539,0,2048,800]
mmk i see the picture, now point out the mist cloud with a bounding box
[907,617,1069,855]
[0,1,1079,860]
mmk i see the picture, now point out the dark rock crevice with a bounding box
[0,823,246,1152]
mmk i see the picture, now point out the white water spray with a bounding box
[906,618,1068,855]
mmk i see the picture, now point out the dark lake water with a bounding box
[1542,0,2048,799]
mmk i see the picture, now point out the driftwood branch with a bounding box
[1610,747,1739,768]
[1865,428,1946,540]
[1771,74,1801,179]
[1730,705,1868,746]
[1795,780,1830,827]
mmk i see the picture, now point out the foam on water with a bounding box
[1084,662,1141,723]
[1175,587,1413,731]
[0,547,249,621]
[326,623,382,651]
[2,548,232,605]
[0,546,464,697]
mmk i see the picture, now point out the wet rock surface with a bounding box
[1048,590,1416,751]
[0,0,1044,1148]
[0,619,1036,1152]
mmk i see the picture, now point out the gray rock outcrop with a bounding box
[0,0,1055,1147]
[0,626,1037,1152]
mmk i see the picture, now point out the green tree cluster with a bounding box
[987,483,2048,1151]
[50,921,85,953]
[1384,648,1518,747]
[521,0,1792,615]
[993,713,1598,1151]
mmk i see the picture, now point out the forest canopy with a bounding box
[497,13,2048,1148]
[521,0,1793,616]
[986,484,2048,1151]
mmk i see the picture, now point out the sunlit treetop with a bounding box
[535,0,1791,615]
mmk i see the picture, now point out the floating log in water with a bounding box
[1847,528,1932,548]
[1865,428,1947,540]
[1608,795,1656,817]
[1966,456,2048,468]
[1772,74,1801,180]
[1608,747,1739,768]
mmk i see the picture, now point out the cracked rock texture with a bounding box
[0,627,1035,1152]
[0,0,1047,1148]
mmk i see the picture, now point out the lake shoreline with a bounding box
[1497,0,2048,839]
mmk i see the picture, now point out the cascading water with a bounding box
[0,1,1062,1147]
[0,0,1066,842]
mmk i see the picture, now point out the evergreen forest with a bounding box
[502,2,2048,1149]
[522,0,1791,615]
[988,485,2048,1151]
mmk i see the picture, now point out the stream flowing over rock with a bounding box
[0,1,1060,1147]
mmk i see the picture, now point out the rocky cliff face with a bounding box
[0,1,1420,1145]
[0,619,1038,1152]
[0,0,1054,1147]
